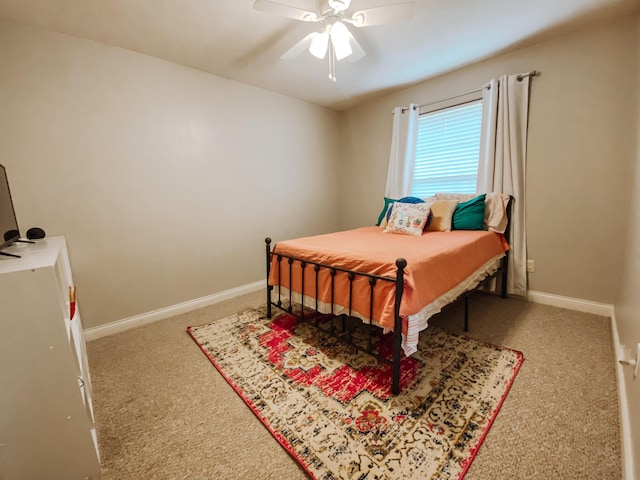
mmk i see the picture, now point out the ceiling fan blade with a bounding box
[253,0,319,21]
[281,33,315,60]
[346,31,365,63]
[350,1,415,27]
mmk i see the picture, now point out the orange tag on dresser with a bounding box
[69,286,76,320]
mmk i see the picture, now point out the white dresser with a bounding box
[0,236,100,479]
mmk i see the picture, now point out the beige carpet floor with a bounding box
[87,291,621,479]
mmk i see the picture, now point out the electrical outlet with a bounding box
[526,259,535,273]
[619,343,640,380]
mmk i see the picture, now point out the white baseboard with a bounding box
[527,290,614,317]
[84,280,265,341]
[610,311,635,480]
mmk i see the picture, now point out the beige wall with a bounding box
[340,15,638,304]
[0,20,342,328]
[614,15,640,478]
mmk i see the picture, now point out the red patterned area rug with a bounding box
[187,306,523,480]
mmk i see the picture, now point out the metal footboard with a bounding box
[265,237,407,395]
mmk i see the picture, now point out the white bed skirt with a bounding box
[270,253,505,356]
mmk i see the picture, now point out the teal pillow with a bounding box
[452,194,486,230]
[377,197,397,226]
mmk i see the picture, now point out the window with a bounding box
[410,100,483,198]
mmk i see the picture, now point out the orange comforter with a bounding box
[268,226,508,331]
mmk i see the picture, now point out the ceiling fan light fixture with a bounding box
[333,41,352,61]
[309,31,329,59]
[328,0,351,12]
[255,0,410,80]
[329,21,352,60]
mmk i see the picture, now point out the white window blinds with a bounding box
[410,100,483,198]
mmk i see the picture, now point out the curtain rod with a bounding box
[517,70,540,81]
[400,70,540,113]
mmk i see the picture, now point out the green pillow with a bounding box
[377,197,397,226]
[452,194,486,230]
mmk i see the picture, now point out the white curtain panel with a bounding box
[479,74,531,296]
[384,104,419,199]
[477,79,499,190]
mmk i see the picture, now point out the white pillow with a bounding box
[484,192,510,233]
[383,202,431,236]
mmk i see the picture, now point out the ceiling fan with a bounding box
[253,0,415,81]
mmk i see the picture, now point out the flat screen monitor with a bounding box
[0,164,20,252]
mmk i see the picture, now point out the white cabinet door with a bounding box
[0,237,100,479]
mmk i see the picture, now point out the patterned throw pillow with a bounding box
[380,196,425,228]
[383,202,431,236]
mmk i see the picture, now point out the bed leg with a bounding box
[501,254,509,299]
[265,237,272,319]
[392,258,407,396]
[392,330,401,396]
[464,296,469,332]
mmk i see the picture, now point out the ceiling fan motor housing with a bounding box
[325,0,351,13]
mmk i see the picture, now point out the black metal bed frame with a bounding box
[264,198,512,395]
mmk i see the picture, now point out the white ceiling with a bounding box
[0,0,637,111]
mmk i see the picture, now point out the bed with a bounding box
[265,193,512,395]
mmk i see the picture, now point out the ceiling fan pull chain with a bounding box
[329,38,336,82]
